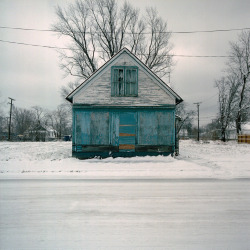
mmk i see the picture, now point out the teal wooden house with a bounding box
[66,48,183,158]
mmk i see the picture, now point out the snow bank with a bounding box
[0,140,249,179]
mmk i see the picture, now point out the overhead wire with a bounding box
[0,39,233,58]
[0,25,249,34]
[1,25,249,57]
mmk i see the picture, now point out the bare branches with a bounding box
[175,102,195,135]
[140,7,173,77]
[47,104,71,139]
[12,107,34,135]
[228,31,250,133]
[52,0,173,87]
[52,1,97,79]
[215,31,250,140]
[61,81,80,100]
[215,75,240,141]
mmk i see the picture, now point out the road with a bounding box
[1,179,250,250]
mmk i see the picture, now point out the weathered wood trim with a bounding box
[135,145,174,152]
[119,144,135,150]
[119,133,135,136]
[73,144,174,153]
[119,124,136,127]
[74,145,119,152]
[72,105,175,110]
[72,151,172,159]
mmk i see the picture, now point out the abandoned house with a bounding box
[66,48,183,158]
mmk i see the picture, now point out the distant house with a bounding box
[242,122,250,134]
[24,124,57,141]
[66,48,183,158]
[179,128,189,139]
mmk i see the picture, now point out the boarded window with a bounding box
[138,111,175,146]
[90,112,109,145]
[112,66,138,97]
[138,112,158,145]
[113,68,124,96]
[75,111,90,145]
[157,112,174,145]
[125,69,137,96]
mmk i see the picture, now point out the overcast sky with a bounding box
[0,0,249,125]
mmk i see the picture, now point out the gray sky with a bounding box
[0,0,250,125]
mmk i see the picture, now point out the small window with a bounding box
[113,68,124,96]
[111,66,138,97]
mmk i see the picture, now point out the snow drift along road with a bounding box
[0,140,249,179]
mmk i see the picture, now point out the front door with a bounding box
[119,112,136,152]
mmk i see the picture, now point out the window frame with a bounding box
[111,66,138,97]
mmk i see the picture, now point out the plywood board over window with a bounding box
[111,66,138,97]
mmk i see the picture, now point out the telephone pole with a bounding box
[166,72,171,84]
[8,97,15,141]
[194,102,201,141]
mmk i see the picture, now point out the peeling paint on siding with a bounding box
[74,53,175,106]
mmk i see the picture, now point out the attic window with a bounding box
[111,66,138,97]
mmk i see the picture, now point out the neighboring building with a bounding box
[225,122,250,141]
[24,124,57,141]
[66,48,183,158]
[242,122,250,134]
[179,128,189,139]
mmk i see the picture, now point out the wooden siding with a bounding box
[90,112,109,144]
[75,111,90,145]
[72,108,175,157]
[74,110,109,146]
[74,53,175,106]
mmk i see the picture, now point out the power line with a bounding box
[200,115,218,119]
[0,26,52,32]
[0,39,65,50]
[172,27,250,34]
[0,39,232,58]
[0,25,249,34]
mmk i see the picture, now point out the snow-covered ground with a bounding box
[0,140,249,179]
[1,140,250,250]
[1,179,250,250]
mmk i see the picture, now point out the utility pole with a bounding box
[166,72,171,84]
[8,97,15,141]
[194,102,201,141]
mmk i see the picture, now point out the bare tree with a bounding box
[175,102,195,136]
[31,106,46,126]
[29,106,47,141]
[60,81,80,101]
[52,0,173,96]
[12,107,34,135]
[139,7,173,77]
[0,93,8,139]
[215,31,250,140]
[228,31,250,134]
[47,104,71,139]
[215,75,239,141]
[53,0,98,79]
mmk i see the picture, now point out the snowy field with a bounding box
[0,140,250,179]
[1,179,250,250]
[1,140,250,250]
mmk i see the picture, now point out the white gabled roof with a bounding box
[66,48,183,104]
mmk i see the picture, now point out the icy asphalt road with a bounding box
[1,179,250,250]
